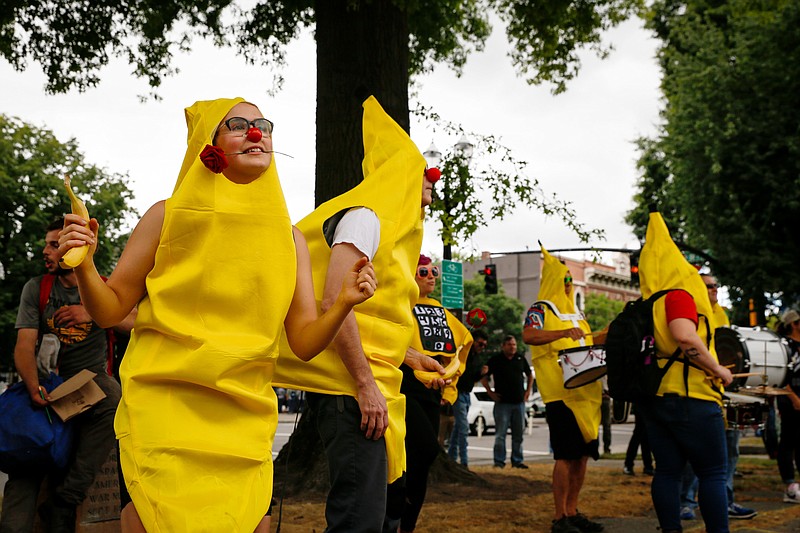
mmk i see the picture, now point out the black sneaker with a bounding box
[622,466,634,475]
[493,462,505,468]
[643,467,655,476]
[568,512,605,532]
[511,462,529,469]
[551,516,581,533]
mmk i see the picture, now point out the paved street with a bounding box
[272,411,636,465]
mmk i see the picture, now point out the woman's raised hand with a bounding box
[340,256,377,307]
[59,213,99,268]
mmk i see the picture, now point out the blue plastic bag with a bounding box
[0,373,74,475]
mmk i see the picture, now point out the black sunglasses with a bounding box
[706,283,719,289]
[417,266,440,278]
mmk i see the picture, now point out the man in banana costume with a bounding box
[636,211,733,533]
[60,97,377,532]
[273,96,443,533]
[522,246,603,533]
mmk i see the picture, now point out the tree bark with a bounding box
[314,0,410,205]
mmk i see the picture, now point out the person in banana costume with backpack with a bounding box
[635,211,733,533]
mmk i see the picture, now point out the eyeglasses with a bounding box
[417,266,440,278]
[705,283,719,289]
[475,341,488,348]
[564,276,573,284]
[221,117,274,135]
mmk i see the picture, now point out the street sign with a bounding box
[441,260,464,309]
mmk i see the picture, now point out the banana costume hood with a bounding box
[639,211,722,402]
[273,96,426,483]
[529,246,601,443]
[116,98,295,532]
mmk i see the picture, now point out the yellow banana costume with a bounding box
[115,98,295,532]
[409,296,473,405]
[639,212,722,404]
[273,96,426,483]
[529,246,601,443]
[712,303,730,328]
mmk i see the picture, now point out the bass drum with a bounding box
[715,326,791,390]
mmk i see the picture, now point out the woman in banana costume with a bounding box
[636,211,733,533]
[399,254,473,533]
[59,98,377,533]
[522,246,603,532]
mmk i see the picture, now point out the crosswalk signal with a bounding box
[629,251,640,286]
[480,264,498,294]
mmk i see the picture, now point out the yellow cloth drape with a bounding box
[116,98,296,532]
[529,246,601,443]
[639,212,722,403]
[409,296,473,404]
[273,96,426,483]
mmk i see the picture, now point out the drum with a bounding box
[559,345,606,389]
[724,391,766,429]
[715,326,790,390]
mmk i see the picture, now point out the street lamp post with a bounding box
[423,136,474,261]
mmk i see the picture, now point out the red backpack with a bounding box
[38,273,115,377]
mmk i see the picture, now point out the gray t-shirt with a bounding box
[16,275,108,379]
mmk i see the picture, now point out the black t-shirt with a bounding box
[485,353,532,404]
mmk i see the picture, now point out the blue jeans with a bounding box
[493,402,525,466]
[448,392,471,465]
[639,396,729,533]
[726,428,739,505]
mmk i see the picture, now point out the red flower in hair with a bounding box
[467,308,488,329]
[200,144,228,173]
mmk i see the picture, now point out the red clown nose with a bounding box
[246,127,263,143]
[425,167,441,183]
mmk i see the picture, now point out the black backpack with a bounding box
[605,289,684,402]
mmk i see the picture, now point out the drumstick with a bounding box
[705,372,762,381]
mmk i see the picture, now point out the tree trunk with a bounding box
[314,0,410,205]
[272,400,329,497]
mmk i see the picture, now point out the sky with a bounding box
[0,15,663,262]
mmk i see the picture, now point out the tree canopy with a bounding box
[627,0,800,320]
[1,0,642,204]
[0,114,137,369]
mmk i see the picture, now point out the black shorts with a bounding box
[545,400,599,461]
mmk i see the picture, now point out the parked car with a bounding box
[468,385,544,436]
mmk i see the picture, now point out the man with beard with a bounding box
[1,218,132,533]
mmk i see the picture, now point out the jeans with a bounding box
[639,396,729,533]
[726,428,739,505]
[493,402,525,466]
[0,372,120,533]
[448,392,471,465]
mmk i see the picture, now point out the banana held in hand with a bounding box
[414,345,463,384]
[59,175,90,269]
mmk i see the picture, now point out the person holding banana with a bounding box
[398,254,473,533]
[58,97,377,533]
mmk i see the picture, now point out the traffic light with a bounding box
[629,250,640,286]
[480,264,498,294]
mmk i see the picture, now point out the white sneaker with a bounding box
[784,482,800,503]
